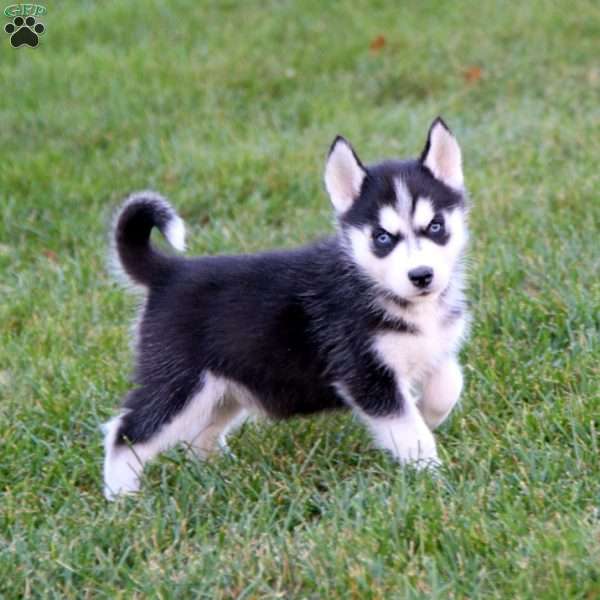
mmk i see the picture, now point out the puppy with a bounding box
[103,118,469,499]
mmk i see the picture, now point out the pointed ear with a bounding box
[420,118,463,189]
[324,136,366,214]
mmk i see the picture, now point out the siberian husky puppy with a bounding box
[103,118,469,499]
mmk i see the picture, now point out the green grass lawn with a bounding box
[1,0,599,597]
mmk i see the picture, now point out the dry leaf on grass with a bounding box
[369,35,386,52]
[463,65,483,83]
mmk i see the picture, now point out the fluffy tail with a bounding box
[113,191,186,287]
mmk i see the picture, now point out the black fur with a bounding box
[115,195,178,287]
[111,126,466,447]
[114,225,416,445]
[343,159,463,230]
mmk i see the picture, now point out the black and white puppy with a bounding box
[103,118,469,500]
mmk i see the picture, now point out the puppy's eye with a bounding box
[375,231,393,246]
[372,228,400,256]
[427,217,445,236]
[372,227,398,248]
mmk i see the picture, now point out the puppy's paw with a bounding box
[421,406,453,432]
[394,433,440,470]
[103,449,143,501]
[420,359,463,431]
[370,415,441,469]
[104,481,140,502]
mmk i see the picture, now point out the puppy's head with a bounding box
[325,118,468,303]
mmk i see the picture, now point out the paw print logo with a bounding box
[4,16,45,48]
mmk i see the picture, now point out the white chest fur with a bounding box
[373,300,467,383]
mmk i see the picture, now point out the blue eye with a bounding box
[428,219,444,235]
[377,232,392,245]
[373,228,400,253]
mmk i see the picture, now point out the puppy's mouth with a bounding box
[377,285,440,308]
[411,287,442,302]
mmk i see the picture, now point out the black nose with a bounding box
[408,266,434,288]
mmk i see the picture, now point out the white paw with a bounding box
[103,451,142,501]
[420,359,463,431]
[104,481,140,502]
[421,406,453,432]
[392,433,440,470]
[370,415,441,469]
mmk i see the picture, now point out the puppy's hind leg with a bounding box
[184,392,248,459]
[102,372,227,500]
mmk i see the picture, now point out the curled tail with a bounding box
[113,191,186,287]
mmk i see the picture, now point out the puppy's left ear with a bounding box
[325,136,366,214]
[420,117,464,189]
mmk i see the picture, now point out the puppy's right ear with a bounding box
[324,136,366,214]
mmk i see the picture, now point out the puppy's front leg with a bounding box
[363,404,440,468]
[345,373,440,468]
[419,357,463,431]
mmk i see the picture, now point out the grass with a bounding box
[1,0,599,597]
